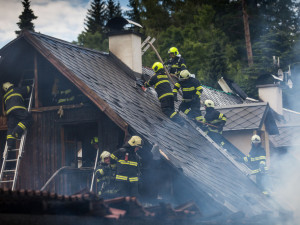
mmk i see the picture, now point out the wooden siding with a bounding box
[14,105,124,194]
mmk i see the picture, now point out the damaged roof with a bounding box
[0,31,280,217]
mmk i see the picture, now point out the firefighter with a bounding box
[52,78,75,105]
[110,136,144,197]
[203,100,227,146]
[95,151,117,198]
[173,70,204,123]
[144,62,184,126]
[244,135,269,195]
[165,47,187,78]
[2,82,33,150]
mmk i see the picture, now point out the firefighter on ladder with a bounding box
[110,136,144,197]
[203,100,227,146]
[173,70,205,124]
[165,47,187,78]
[144,62,184,126]
[2,82,33,150]
[95,151,117,198]
[244,134,269,195]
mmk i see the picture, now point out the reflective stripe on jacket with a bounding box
[145,70,173,101]
[110,146,141,182]
[173,77,203,100]
[4,86,31,114]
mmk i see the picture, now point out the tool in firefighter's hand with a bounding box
[197,120,219,128]
[136,78,146,92]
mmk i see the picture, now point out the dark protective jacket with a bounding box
[173,77,203,100]
[204,107,227,133]
[167,56,187,76]
[144,69,173,101]
[4,86,31,115]
[95,163,117,196]
[110,146,141,183]
[244,144,268,174]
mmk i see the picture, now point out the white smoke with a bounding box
[269,135,300,224]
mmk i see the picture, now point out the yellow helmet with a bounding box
[168,47,179,56]
[152,62,164,73]
[100,151,110,162]
[179,70,190,80]
[204,100,215,108]
[90,137,99,145]
[2,82,13,92]
[128,136,143,147]
[251,135,261,144]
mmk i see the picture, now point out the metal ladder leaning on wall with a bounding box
[0,79,34,190]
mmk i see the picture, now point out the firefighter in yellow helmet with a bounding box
[144,62,184,126]
[244,135,269,195]
[110,136,144,197]
[95,151,117,198]
[203,99,227,146]
[173,70,204,123]
[2,82,33,150]
[165,47,187,77]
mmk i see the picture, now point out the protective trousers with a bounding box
[179,98,203,122]
[160,96,184,126]
[7,109,33,149]
[116,180,139,197]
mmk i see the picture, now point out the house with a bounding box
[0,28,286,221]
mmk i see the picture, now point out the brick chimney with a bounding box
[108,30,142,74]
[257,84,283,115]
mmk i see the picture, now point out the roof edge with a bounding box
[22,30,128,131]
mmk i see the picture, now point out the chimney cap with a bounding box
[106,17,142,31]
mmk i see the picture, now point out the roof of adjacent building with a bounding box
[0,31,280,218]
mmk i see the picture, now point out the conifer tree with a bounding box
[15,0,38,35]
[106,0,122,22]
[125,0,141,24]
[84,0,106,34]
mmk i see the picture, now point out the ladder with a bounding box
[0,79,34,190]
[181,114,254,179]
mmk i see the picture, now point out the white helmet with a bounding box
[251,135,261,144]
[2,82,13,92]
[179,70,190,80]
[204,100,215,108]
[100,151,110,162]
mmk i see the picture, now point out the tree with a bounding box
[125,0,142,24]
[84,0,106,34]
[15,0,38,35]
[106,0,122,22]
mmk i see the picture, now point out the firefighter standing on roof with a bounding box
[203,100,227,146]
[244,135,269,195]
[144,62,184,126]
[173,70,204,123]
[110,136,143,197]
[2,82,33,150]
[165,47,187,77]
[95,151,117,198]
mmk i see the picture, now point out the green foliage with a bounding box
[15,0,38,35]
[76,31,108,52]
[84,0,106,34]
[106,0,122,21]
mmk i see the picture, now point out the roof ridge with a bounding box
[29,31,109,56]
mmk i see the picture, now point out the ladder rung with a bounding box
[6,159,17,162]
[8,149,19,152]
[3,170,16,173]
[0,180,14,183]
